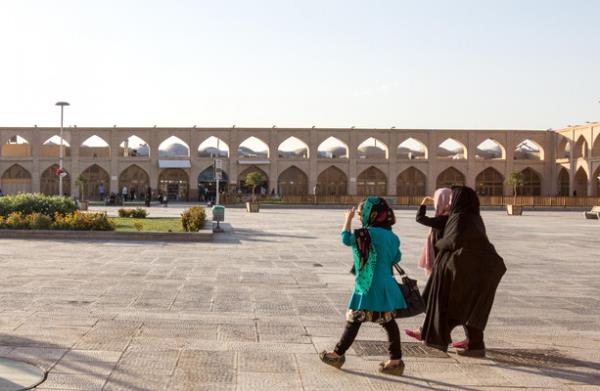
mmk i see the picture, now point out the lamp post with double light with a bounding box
[55,101,70,196]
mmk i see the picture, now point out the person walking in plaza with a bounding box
[98,183,105,201]
[144,187,152,207]
[320,197,407,375]
[411,186,506,357]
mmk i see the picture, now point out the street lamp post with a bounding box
[55,101,70,196]
[215,138,221,205]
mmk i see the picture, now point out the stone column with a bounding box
[426,131,436,194]
[348,133,358,195]
[269,129,278,194]
[309,128,318,194]
[31,130,41,193]
[109,129,120,195]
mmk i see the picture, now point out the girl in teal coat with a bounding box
[320,197,407,375]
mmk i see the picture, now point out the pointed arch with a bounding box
[397,167,426,196]
[158,168,189,200]
[558,167,569,196]
[197,166,229,202]
[593,166,600,196]
[475,167,504,196]
[357,137,388,159]
[80,135,111,158]
[80,164,110,201]
[40,135,71,158]
[1,135,31,157]
[317,166,347,196]
[159,136,190,158]
[357,166,387,196]
[475,139,505,160]
[437,138,466,160]
[397,138,427,160]
[573,135,588,159]
[238,136,269,159]
[592,134,600,157]
[556,135,570,159]
[514,139,544,160]
[574,166,588,196]
[520,167,542,196]
[119,135,150,157]
[119,165,150,200]
[436,167,465,188]
[41,164,71,196]
[317,137,349,159]
[198,136,229,158]
[278,166,309,195]
[1,164,32,194]
[278,137,309,159]
[238,165,269,194]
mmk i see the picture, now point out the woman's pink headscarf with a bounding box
[418,188,452,275]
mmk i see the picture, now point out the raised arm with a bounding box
[416,199,447,231]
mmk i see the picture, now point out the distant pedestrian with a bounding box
[98,184,105,201]
[130,188,136,201]
[320,197,406,375]
[0,188,4,197]
[122,185,128,199]
[144,187,152,207]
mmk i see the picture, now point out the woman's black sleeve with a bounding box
[416,205,447,230]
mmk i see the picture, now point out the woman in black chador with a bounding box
[420,186,506,356]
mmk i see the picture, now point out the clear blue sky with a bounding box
[1,0,598,129]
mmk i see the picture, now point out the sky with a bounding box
[1,0,599,130]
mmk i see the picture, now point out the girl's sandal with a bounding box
[378,359,405,376]
[319,351,345,369]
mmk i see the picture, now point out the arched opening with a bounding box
[80,135,111,158]
[514,139,544,160]
[197,166,228,202]
[592,135,600,157]
[1,164,32,194]
[436,167,465,188]
[556,135,570,159]
[198,136,229,158]
[396,167,426,196]
[41,136,71,157]
[573,136,588,160]
[159,136,190,158]
[80,164,110,201]
[119,135,150,157]
[397,138,427,160]
[1,135,31,157]
[317,166,347,196]
[357,166,387,196]
[475,167,504,196]
[278,166,308,196]
[593,166,600,196]
[41,164,71,196]
[317,137,349,159]
[119,165,150,201]
[520,168,542,196]
[158,168,189,200]
[238,166,269,195]
[357,137,388,159]
[558,167,569,196]
[278,137,309,159]
[238,137,269,159]
[475,139,505,160]
[574,167,588,196]
[437,138,466,160]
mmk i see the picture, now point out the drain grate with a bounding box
[353,340,449,358]
[486,349,578,368]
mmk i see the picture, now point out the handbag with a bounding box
[393,264,426,318]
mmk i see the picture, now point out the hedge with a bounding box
[0,193,77,218]
[0,211,115,231]
[118,208,148,218]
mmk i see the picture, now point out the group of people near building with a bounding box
[320,186,506,376]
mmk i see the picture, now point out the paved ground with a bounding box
[0,206,599,390]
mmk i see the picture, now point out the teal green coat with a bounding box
[342,228,407,312]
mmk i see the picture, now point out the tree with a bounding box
[506,170,524,205]
[75,174,89,202]
[244,171,264,202]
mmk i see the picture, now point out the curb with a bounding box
[0,227,214,242]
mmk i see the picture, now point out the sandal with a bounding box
[450,339,469,349]
[319,351,345,369]
[404,328,422,341]
[378,359,405,376]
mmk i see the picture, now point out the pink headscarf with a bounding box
[418,188,452,275]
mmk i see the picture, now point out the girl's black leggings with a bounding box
[334,319,402,359]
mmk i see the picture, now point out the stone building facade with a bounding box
[0,125,598,200]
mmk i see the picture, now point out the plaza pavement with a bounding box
[0,205,599,390]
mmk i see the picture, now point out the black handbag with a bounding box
[393,264,426,318]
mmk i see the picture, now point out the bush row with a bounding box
[118,208,148,218]
[181,206,206,232]
[0,211,115,231]
[0,193,78,217]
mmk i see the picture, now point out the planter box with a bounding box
[0,227,214,242]
[246,202,260,213]
[506,204,523,216]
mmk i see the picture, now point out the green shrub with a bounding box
[181,206,206,232]
[118,208,148,218]
[5,212,29,229]
[27,213,53,230]
[0,193,77,218]
[52,211,115,231]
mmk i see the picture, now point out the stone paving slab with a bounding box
[0,208,599,390]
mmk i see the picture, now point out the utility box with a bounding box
[212,205,225,222]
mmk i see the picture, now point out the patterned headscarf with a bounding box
[352,196,396,294]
